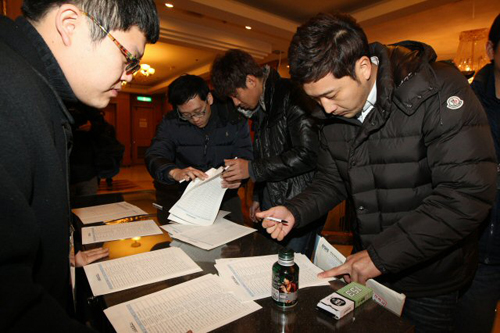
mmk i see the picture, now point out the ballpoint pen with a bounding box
[263,216,288,225]
[179,157,238,183]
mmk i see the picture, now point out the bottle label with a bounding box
[272,273,298,305]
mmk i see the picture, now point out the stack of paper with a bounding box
[104,274,261,333]
[215,253,334,301]
[81,220,163,244]
[84,247,202,296]
[168,167,227,225]
[72,201,148,225]
[313,236,406,316]
[162,211,256,250]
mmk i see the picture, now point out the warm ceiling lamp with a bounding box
[165,3,174,8]
[454,28,489,77]
[245,26,252,30]
[134,64,156,77]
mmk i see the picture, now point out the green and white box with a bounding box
[336,282,373,308]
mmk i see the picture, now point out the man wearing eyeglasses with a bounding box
[145,74,253,224]
[0,0,159,331]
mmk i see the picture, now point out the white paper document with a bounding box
[81,220,163,244]
[162,212,256,250]
[72,201,148,225]
[215,253,333,301]
[313,236,406,316]
[84,247,202,296]
[168,167,227,226]
[104,274,262,333]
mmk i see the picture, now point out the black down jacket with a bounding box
[145,98,253,184]
[250,69,320,207]
[286,41,497,297]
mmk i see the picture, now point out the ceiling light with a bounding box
[245,26,252,30]
[133,64,156,77]
[165,3,174,8]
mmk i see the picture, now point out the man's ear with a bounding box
[246,75,257,88]
[54,4,81,47]
[357,56,372,81]
[486,41,495,61]
[207,92,214,106]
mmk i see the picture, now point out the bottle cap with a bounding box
[278,248,294,265]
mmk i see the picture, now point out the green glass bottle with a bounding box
[272,248,299,308]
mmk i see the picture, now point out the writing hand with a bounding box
[317,250,381,284]
[256,206,295,241]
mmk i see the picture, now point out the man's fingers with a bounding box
[318,264,349,279]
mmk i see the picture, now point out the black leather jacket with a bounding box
[248,69,320,208]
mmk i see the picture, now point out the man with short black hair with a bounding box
[145,74,253,224]
[259,13,497,331]
[211,49,326,257]
[0,0,159,330]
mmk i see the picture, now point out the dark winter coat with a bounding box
[286,41,497,297]
[145,99,253,189]
[249,69,320,208]
[0,16,93,331]
[471,63,500,264]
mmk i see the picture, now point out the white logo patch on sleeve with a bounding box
[446,96,464,110]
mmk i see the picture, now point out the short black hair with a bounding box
[22,0,160,43]
[489,14,500,51]
[168,74,210,108]
[210,49,263,98]
[288,13,370,84]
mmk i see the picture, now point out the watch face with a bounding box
[330,297,346,307]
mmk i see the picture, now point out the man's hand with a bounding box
[221,179,241,189]
[74,247,109,267]
[170,167,208,182]
[256,206,295,241]
[249,201,261,222]
[222,159,249,181]
[317,250,382,285]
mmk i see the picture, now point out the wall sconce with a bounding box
[454,28,489,78]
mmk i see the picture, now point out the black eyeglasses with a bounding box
[81,11,141,75]
[177,101,208,121]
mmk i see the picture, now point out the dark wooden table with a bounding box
[73,190,414,333]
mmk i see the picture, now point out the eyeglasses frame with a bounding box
[81,10,141,75]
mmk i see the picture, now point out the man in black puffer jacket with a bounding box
[145,74,253,224]
[211,49,326,257]
[259,13,496,331]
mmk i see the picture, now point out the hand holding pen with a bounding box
[256,206,296,241]
[222,157,250,182]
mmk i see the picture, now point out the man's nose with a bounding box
[231,97,241,107]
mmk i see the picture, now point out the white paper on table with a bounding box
[215,253,333,301]
[313,236,406,316]
[164,211,231,235]
[72,201,147,225]
[162,212,255,250]
[83,247,202,296]
[81,220,162,244]
[104,274,262,333]
[168,167,227,226]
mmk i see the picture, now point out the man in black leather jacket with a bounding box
[211,49,326,256]
[258,13,496,331]
[145,74,253,223]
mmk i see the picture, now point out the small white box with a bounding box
[317,292,355,320]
